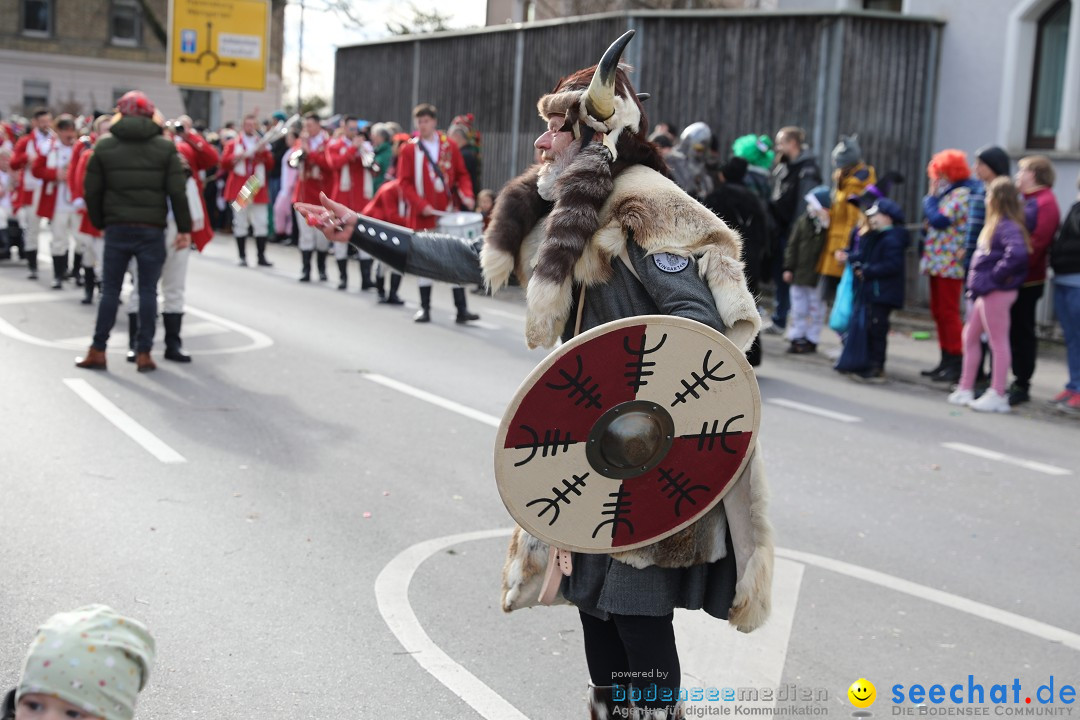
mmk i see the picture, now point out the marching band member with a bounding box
[31,114,78,289]
[290,112,333,282]
[68,115,110,304]
[396,103,477,323]
[10,108,55,279]
[327,115,378,290]
[221,114,274,267]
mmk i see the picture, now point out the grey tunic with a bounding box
[378,229,743,620]
[558,237,739,620]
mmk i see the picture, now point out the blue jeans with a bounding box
[93,225,166,353]
[1054,282,1080,392]
[772,233,790,327]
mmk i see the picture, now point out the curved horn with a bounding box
[636,93,650,102]
[585,29,635,122]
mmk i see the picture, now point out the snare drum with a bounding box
[436,211,484,241]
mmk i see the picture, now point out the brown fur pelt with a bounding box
[480,164,553,292]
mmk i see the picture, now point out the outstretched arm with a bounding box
[296,193,483,286]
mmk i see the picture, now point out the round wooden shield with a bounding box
[495,315,760,554]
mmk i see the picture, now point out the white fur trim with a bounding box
[479,245,515,292]
[723,443,774,633]
[525,275,574,349]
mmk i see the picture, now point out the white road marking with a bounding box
[766,398,862,423]
[375,528,531,720]
[482,306,526,323]
[0,292,71,305]
[777,547,1080,651]
[56,321,229,348]
[462,320,501,331]
[941,442,1072,476]
[676,558,804,695]
[0,296,271,355]
[380,532,1080,720]
[63,378,186,463]
[363,373,500,427]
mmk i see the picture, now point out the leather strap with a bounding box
[538,546,574,605]
[573,283,587,337]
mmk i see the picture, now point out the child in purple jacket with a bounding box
[948,177,1030,413]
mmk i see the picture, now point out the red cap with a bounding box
[116,91,156,118]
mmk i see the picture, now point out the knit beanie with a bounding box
[831,135,861,170]
[719,156,749,183]
[731,133,774,169]
[975,145,1011,178]
[16,605,155,720]
[115,91,155,119]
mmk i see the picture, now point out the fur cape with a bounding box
[488,163,771,633]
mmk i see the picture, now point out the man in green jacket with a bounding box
[75,91,192,372]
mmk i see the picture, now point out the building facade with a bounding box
[0,0,285,124]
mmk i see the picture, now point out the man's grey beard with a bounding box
[536,144,579,201]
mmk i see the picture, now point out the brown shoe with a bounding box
[135,351,156,373]
[74,347,107,370]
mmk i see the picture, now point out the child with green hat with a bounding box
[2,605,155,720]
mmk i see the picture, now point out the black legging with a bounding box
[579,610,681,710]
[1009,283,1044,388]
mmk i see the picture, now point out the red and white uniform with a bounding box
[290,132,333,252]
[174,130,220,252]
[327,136,374,210]
[222,133,273,238]
[327,135,374,261]
[396,132,473,232]
[31,138,78,259]
[362,178,414,228]
[67,135,105,272]
[9,128,55,252]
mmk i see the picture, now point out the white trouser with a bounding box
[787,284,826,344]
[298,220,329,252]
[78,233,104,270]
[128,220,188,314]
[19,207,42,252]
[333,238,348,261]
[232,202,269,237]
[417,278,465,291]
[49,211,79,257]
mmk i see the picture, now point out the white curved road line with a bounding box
[0,299,272,355]
[776,547,1080,651]
[375,527,530,720]
[378,533,1080,720]
[64,378,186,463]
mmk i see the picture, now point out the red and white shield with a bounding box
[495,315,760,553]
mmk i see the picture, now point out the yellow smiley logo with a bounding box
[848,678,877,708]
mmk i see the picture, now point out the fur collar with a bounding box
[480,164,761,351]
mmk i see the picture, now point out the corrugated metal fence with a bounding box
[334,10,942,220]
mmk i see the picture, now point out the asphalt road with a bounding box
[1,234,1077,720]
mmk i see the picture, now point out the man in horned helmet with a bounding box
[299,30,772,720]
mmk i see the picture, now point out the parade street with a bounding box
[1,236,1078,720]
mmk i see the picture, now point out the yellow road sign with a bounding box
[168,0,269,91]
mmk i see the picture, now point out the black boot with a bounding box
[27,251,38,280]
[921,349,946,377]
[299,250,312,282]
[236,234,248,266]
[127,313,138,363]
[414,285,432,322]
[379,273,405,305]
[316,251,328,282]
[375,272,386,300]
[453,286,479,323]
[162,312,191,362]
[71,252,83,285]
[359,259,375,290]
[336,259,348,290]
[51,255,67,289]
[746,335,763,367]
[931,352,962,383]
[81,267,96,305]
[255,236,273,266]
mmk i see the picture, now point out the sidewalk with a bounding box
[758,313,1078,423]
